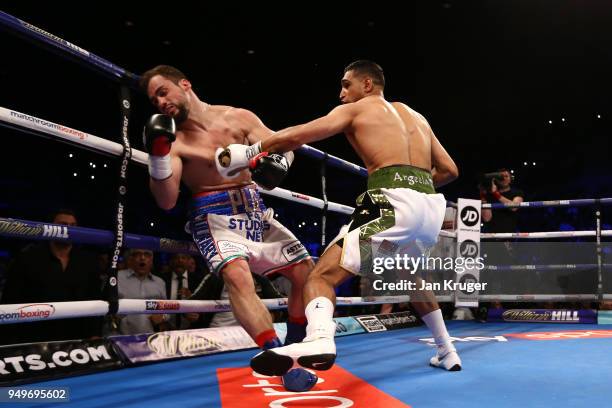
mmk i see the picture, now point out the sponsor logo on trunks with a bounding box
[505,330,612,341]
[0,304,55,322]
[356,315,386,332]
[460,206,480,227]
[418,335,508,345]
[393,172,433,187]
[146,301,180,311]
[199,240,219,259]
[217,365,409,408]
[282,241,307,261]
[227,218,270,231]
[218,240,248,255]
[227,218,269,242]
[189,222,210,236]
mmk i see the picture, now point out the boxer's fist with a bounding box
[215,142,262,178]
[143,114,176,180]
[250,153,289,190]
[143,114,176,157]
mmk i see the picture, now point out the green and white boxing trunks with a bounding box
[328,164,446,276]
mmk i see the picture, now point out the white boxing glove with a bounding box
[215,142,262,178]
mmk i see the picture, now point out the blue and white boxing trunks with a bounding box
[189,184,310,276]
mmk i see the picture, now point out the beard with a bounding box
[173,103,189,124]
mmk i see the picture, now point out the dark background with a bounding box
[1,1,611,252]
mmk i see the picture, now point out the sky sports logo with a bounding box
[0,304,55,322]
[145,301,180,311]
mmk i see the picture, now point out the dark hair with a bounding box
[344,60,385,89]
[49,208,77,223]
[139,65,188,92]
[125,248,154,258]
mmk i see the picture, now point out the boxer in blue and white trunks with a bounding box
[189,186,309,277]
[217,60,463,375]
[140,65,317,391]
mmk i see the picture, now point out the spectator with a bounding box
[161,253,204,330]
[0,209,102,344]
[185,254,200,275]
[480,168,524,232]
[117,248,168,334]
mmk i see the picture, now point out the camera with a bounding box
[478,171,505,192]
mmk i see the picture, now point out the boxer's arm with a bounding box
[230,108,274,144]
[149,154,183,210]
[492,187,523,211]
[231,108,295,167]
[511,195,524,212]
[430,131,459,188]
[261,104,355,153]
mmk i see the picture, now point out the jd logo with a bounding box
[459,273,478,295]
[460,206,479,227]
[459,240,479,257]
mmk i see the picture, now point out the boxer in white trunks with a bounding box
[216,60,462,375]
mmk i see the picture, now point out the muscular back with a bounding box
[346,97,433,173]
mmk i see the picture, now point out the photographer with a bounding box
[480,169,524,232]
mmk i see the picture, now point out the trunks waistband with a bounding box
[190,184,264,216]
[192,183,257,199]
[367,164,435,193]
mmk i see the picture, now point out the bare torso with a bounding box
[172,104,253,193]
[345,96,433,173]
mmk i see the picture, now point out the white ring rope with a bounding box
[3,292,610,325]
[0,107,354,215]
[0,296,411,325]
[482,230,612,239]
